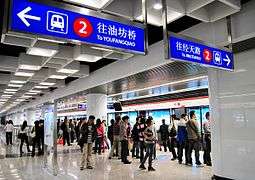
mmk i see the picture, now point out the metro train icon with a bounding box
[50,14,65,31]
[46,11,68,34]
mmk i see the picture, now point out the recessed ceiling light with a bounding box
[25,92,38,95]
[29,90,41,93]
[10,80,26,84]
[34,86,49,89]
[8,84,23,88]
[0,99,8,102]
[74,54,102,62]
[153,2,162,10]
[5,89,18,92]
[22,95,32,98]
[2,94,12,97]
[16,99,25,102]
[49,75,68,80]
[57,69,79,74]
[39,82,55,86]
[4,91,16,94]
[15,72,34,77]
[27,47,58,57]
[19,64,41,71]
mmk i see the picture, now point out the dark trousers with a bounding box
[162,138,170,152]
[121,139,129,162]
[63,133,70,146]
[177,141,188,163]
[94,136,103,154]
[70,131,75,143]
[132,141,140,158]
[32,137,41,156]
[141,143,155,167]
[20,134,30,154]
[6,132,12,145]
[187,139,200,164]
[170,138,177,159]
[203,135,211,164]
[139,141,145,163]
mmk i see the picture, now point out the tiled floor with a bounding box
[0,149,212,180]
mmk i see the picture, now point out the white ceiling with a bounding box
[0,0,241,113]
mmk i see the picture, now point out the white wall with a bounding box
[208,48,255,180]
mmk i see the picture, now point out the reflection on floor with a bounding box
[0,150,212,180]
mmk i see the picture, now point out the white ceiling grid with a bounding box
[0,0,240,113]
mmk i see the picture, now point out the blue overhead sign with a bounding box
[10,0,145,54]
[169,35,234,71]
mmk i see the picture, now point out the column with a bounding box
[208,49,255,180]
[86,94,107,120]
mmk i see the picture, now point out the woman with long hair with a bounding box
[19,120,31,156]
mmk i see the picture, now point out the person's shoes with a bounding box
[148,167,156,171]
[87,166,93,169]
[139,164,146,170]
[206,162,212,166]
[186,162,192,166]
[98,153,102,155]
[196,162,203,167]
[178,161,182,164]
[80,167,84,171]
[171,158,177,161]
[108,157,112,159]
[136,156,140,159]
[123,161,131,164]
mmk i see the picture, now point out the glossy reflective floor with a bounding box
[0,147,212,180]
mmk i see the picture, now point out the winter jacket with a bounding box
[80,123,96,144]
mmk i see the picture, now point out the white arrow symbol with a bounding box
[223,54,231,66]
[17,6,41,27]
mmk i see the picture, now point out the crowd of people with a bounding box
[77,110,212,171]
[3,110,211,172]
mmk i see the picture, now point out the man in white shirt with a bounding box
[169,115,178,161]
[203,112,212,166]
[4,120,14,145]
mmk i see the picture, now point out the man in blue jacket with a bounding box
[177,114,188,164]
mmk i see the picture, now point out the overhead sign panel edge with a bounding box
[9,0,145,54]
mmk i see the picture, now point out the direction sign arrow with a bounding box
[223,54,231,66]
[17,6,41,27]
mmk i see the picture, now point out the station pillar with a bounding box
[86,93,107,120]
[208,49,255,180]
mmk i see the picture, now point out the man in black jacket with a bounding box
[80,115,96,170]
[159,119,170,152]
[131,117,140,158]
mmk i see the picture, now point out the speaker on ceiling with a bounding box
[113,102,122,111]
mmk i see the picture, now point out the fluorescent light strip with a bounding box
[34,86,49,89]
[15,72,34,77]
[108,76,208,97]
[29,90,41,93]
[19,64,41,71]
[4,91,16,94]
[57,69,79,74]
[27,47,57,57]
[8,84,23,88]
[49,75,68,79]
[39,82,55,86]
[5,89,18,92]
[10,80,26,84]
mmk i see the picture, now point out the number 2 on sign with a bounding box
[73,18,93,38]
